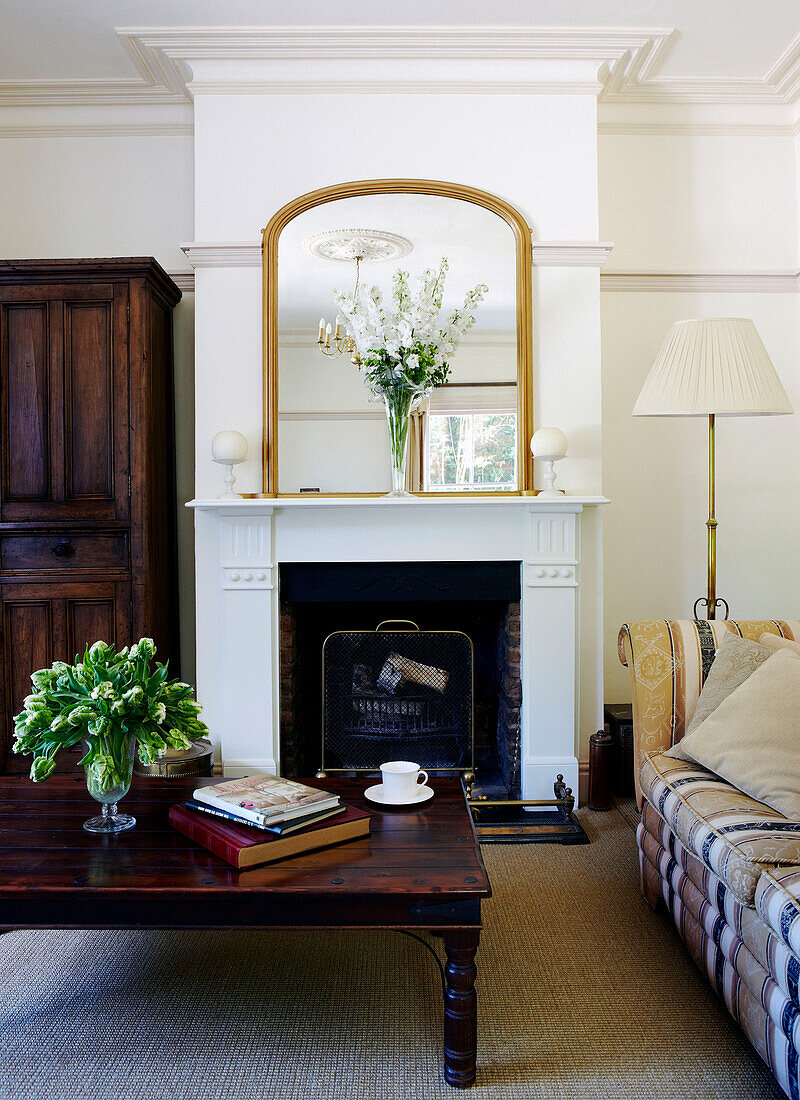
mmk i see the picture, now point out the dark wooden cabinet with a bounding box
[0,259,181,773]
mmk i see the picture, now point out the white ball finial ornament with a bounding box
[211,430,248,499]
[530,427,568,498]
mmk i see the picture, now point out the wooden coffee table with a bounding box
[0,775,491,1087]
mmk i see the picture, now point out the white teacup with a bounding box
[380,760,429,803]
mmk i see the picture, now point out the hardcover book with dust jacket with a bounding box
[192,774,338,827]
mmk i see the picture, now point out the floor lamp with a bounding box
[632,318,793,620]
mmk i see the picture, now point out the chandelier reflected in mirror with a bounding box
[303,229,413,362]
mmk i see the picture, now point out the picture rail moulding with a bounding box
[171,268,800,296]
[180,241,614,269]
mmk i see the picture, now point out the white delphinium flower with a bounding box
[333,256,487,405]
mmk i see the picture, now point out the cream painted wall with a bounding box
[600,134,800,702]
[601,134,800,271]
[0,131,197,683]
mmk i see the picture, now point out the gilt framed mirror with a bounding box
[261,179,533,496]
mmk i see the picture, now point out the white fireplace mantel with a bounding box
[189,495,608,511]
[188,495,607,801]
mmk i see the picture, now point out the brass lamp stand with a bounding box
[693,414,728,621]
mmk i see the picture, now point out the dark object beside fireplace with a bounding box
[321,622,473,774]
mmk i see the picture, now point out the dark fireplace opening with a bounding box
[279,561,522,798]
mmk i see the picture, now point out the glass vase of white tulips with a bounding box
[335,258,488,496]
[12,638,209,834]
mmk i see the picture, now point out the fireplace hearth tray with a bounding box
[470,804,588,844]
[470,774,588,844]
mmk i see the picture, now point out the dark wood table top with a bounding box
[0,775,491,931]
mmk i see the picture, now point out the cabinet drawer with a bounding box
[0,532,129,573]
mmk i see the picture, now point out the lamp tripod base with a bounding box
[693,596,729,621]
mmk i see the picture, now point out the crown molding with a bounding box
[124,25,800,107]
[0,80,187,108]
[124,25,665,99]
[0,26,667,106]
[600,271,800,292]
[0,27,797,112]
[533,242,613,267]
[0,122,193,138]
[602,31,800,106]
[186,80,603,96]
[118,25,667,65]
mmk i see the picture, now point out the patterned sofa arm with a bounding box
[617,619,800,806]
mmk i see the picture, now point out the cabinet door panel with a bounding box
[65,596,117,658]
[0,580,132,774]
[3,596,54,717]
[65,301,113,499]
[0,592,60,774]
[1,303,50,500]
[0,283,129,522]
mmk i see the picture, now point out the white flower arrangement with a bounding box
[334,258,488,403]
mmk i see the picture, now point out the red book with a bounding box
[169,801,371,869]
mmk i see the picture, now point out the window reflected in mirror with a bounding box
[428,411,517,491]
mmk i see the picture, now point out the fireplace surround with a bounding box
[188,495,606,802]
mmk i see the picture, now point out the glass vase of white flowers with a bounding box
[335,258,488,496]
[12,638,209,834]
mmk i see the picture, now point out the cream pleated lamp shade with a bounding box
[633,318,793,417]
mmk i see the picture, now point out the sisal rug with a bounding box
[1,802,783,1100]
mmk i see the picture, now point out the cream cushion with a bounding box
[667,633,773,763]
[759,632,800,657]
[674,648,800,819]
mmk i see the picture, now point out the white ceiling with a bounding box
[0,1,798,83]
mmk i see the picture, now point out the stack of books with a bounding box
[169,774,370,869]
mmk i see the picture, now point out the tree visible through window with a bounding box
[427,412,517,490]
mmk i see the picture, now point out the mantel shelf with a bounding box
[187,495,609,512]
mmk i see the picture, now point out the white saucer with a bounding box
[364,783,434,808]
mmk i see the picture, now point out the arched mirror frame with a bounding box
[261,178,534,497]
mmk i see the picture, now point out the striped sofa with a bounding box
[619,619,800,1098]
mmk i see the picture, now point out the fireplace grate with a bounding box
[321,621,473,773]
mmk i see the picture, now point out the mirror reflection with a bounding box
[277,193,518,494]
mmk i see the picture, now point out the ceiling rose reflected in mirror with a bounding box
[306,229,414,362]
[303,229,413,263]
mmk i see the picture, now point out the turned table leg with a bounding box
[442,928,480,1087]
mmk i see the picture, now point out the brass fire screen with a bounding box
[321,621,474,774]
